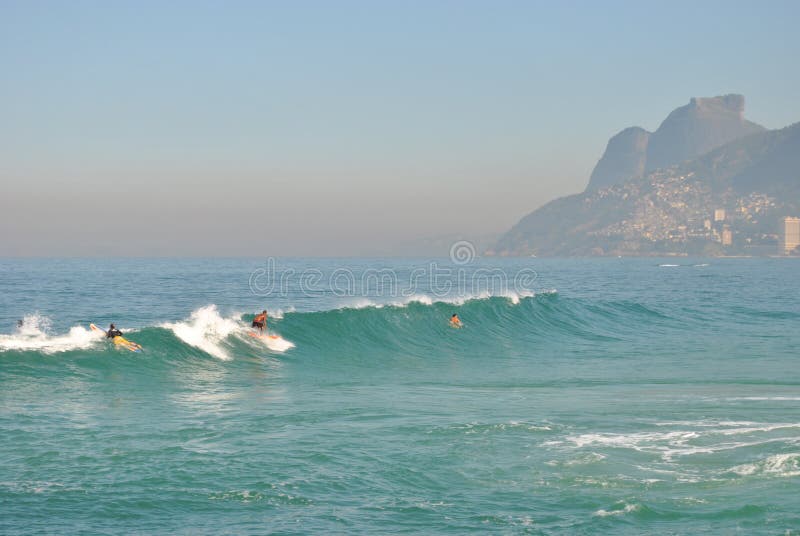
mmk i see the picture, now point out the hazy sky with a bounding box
[2,0,799,256]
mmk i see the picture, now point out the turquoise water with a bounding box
[1,258,799,534]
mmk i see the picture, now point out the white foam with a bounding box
[344,298,387,310]
[0,314,99,354]
[725,397,800,401]
[439,289,537,306]
[164,305,295,358]
[730,453,800,477]
[716,423,800,436]
[265,336,294,352]
[331,290,545,311]
[403,294,435,306]
[266,307,293,320]
[17,313,52,336]
[547,452,606,467]
[557,422,800,461]
[0,480,82,494]
[655,420,760,427]
[162,305,242,360]
[335,295,436,310]
[678,497,708,504]
[593,503,641,517]
[249,334,295,353]
[565,430,699,450]
[654,421,800,436]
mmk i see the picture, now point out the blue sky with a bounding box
[2,0,799,255]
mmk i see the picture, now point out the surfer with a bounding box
[106,323,123,338]
[252,310,268,333]
[450,313,462,328]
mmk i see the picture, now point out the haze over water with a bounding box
[3,1,800,255]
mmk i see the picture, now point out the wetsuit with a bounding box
[107,329,123,338]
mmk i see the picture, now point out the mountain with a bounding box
[488,121,800,257]
[646,94,765,171]
[730,127,800,198]
[587,127,650,190]
[586,95,765,190]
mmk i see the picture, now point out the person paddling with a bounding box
[252,310,268,333]
[450,313,463,328]
[106,323,123,338]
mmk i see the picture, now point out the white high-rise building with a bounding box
[781,217,800,255]
[722,227,732,246]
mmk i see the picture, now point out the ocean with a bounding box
[1,257,799,534]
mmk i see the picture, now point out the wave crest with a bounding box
[161,305,244,361]
[0,314,99,353]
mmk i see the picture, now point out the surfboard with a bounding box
[113,336,143,353]
[247,330,295,352]
[90,323,142,353]
[248,331,280,340]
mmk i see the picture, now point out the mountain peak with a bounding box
[490,118,799,257]
[689,94,745,117]
[645,94,764,172]
[586,94,764,190]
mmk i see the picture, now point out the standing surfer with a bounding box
[252,310,268,333]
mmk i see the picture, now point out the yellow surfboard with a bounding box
[90,324,142,353]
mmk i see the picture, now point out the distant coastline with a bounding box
[490,96,800,258]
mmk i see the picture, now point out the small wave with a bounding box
[658,264,680,267]
[729,453,800,478]
[0,314,99,354]
[724,397,800,402]
[547,452,606,467]
[655,420,760,427]
[593,502,641,517]
[0,480,84,494]
[432,420,553,436]
[555,422,800,461]
[561,430,699,450]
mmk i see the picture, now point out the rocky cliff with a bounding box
[489,119,800,257]
[586,94,765,191]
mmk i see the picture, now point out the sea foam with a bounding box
[0,314,98,354]
[730,453,800,477]
[162,305,294,359]
[161,305,242,360]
